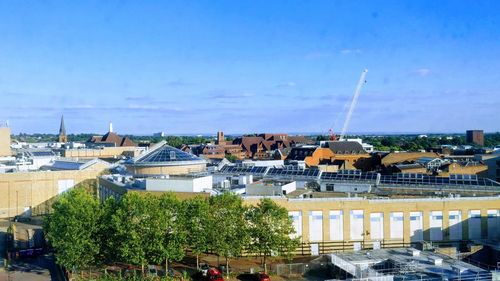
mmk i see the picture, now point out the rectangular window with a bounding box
[370,213,384,240]
[309,211,323,242]
[390,212,404,239]
[350,210,364,240]
[329,210,343,241]
[409,211,423,241]
[429,211,443,241]
[288,211,302,240]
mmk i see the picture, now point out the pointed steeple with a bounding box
[58,115,68,143]
[59,115,66,135]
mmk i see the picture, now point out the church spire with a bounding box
[58,115,68,143]
[59,115,66,135]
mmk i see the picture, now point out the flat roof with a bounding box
[330,248,490,280]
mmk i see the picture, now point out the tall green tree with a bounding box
[209,193,249,277]
[155,193,188,271]
[96,197,118,264]
[247,198,300,273]
[45,188,101,277]
[184,196,211,269]
[110,193,151,273]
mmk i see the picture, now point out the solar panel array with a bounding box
[320,171,378,182]
[30,151,55,157]
[396,173,424,179]
[219,166,267,174]
[266,168,320,178]
[379,174,500,188]
[217,164,500,189]
[450,174,478,181]
[337,169,362,176]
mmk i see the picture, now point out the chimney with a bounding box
[109,122,113,133]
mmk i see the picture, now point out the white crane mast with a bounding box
[339,69,368,141]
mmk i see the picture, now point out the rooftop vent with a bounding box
[451,264,468,274]
[428,256,443,266]
[408,248,420,257]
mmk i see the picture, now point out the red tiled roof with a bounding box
[87,132,137,147]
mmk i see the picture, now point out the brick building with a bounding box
[466,130,484,146]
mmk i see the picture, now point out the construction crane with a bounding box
[338,69,368,141]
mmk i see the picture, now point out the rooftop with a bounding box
[131,141,206,166]
[46,158,110,171]
[323,141,366,154]
[330,248,491,280]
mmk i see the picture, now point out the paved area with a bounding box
[0,255,58,281]
[0,219,62,281]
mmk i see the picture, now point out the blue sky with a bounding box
[1,0,499,135]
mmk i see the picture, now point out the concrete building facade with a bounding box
[0,160,110,218]
[244,196,500,249]
[145,175,213,193]
[63,146,144,159]
[0,126,12,157]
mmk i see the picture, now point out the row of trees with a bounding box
[316,133,500,151]
[45,189,299,278]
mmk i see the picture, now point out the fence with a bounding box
[293,239,413,256]
[291,239,483,257]
[275,263,307,277]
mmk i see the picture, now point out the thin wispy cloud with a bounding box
[413,68,431,77]
[340,48,362,55]
[165,79,194,87]
[208,90,254,100]
[125,96,151,101]
[274,82,296,88]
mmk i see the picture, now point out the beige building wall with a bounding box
[127,163,206,176]
[0,127,11,157]
[244,197,499,249]
[0,165,108,218]
[63,146,141,159]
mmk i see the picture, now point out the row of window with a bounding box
[289,209,500,242]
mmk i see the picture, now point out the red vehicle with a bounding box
[254,273,270,281]
[205,268,224,281]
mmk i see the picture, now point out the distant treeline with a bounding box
[12,132,500,151]
[316,133,500,151]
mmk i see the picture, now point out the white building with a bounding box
[153,132,166,137]
[145,175,213,193]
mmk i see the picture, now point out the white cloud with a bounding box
[414,68,431,77]
[340,49,362,55]
[275,82,296,88]
[208,90,254,100]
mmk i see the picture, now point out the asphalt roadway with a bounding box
[0,219,64,281]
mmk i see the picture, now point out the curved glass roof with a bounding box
[134,144,204,165]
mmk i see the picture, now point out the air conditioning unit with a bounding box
[408,248,420,257]
[428,256,443,266]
